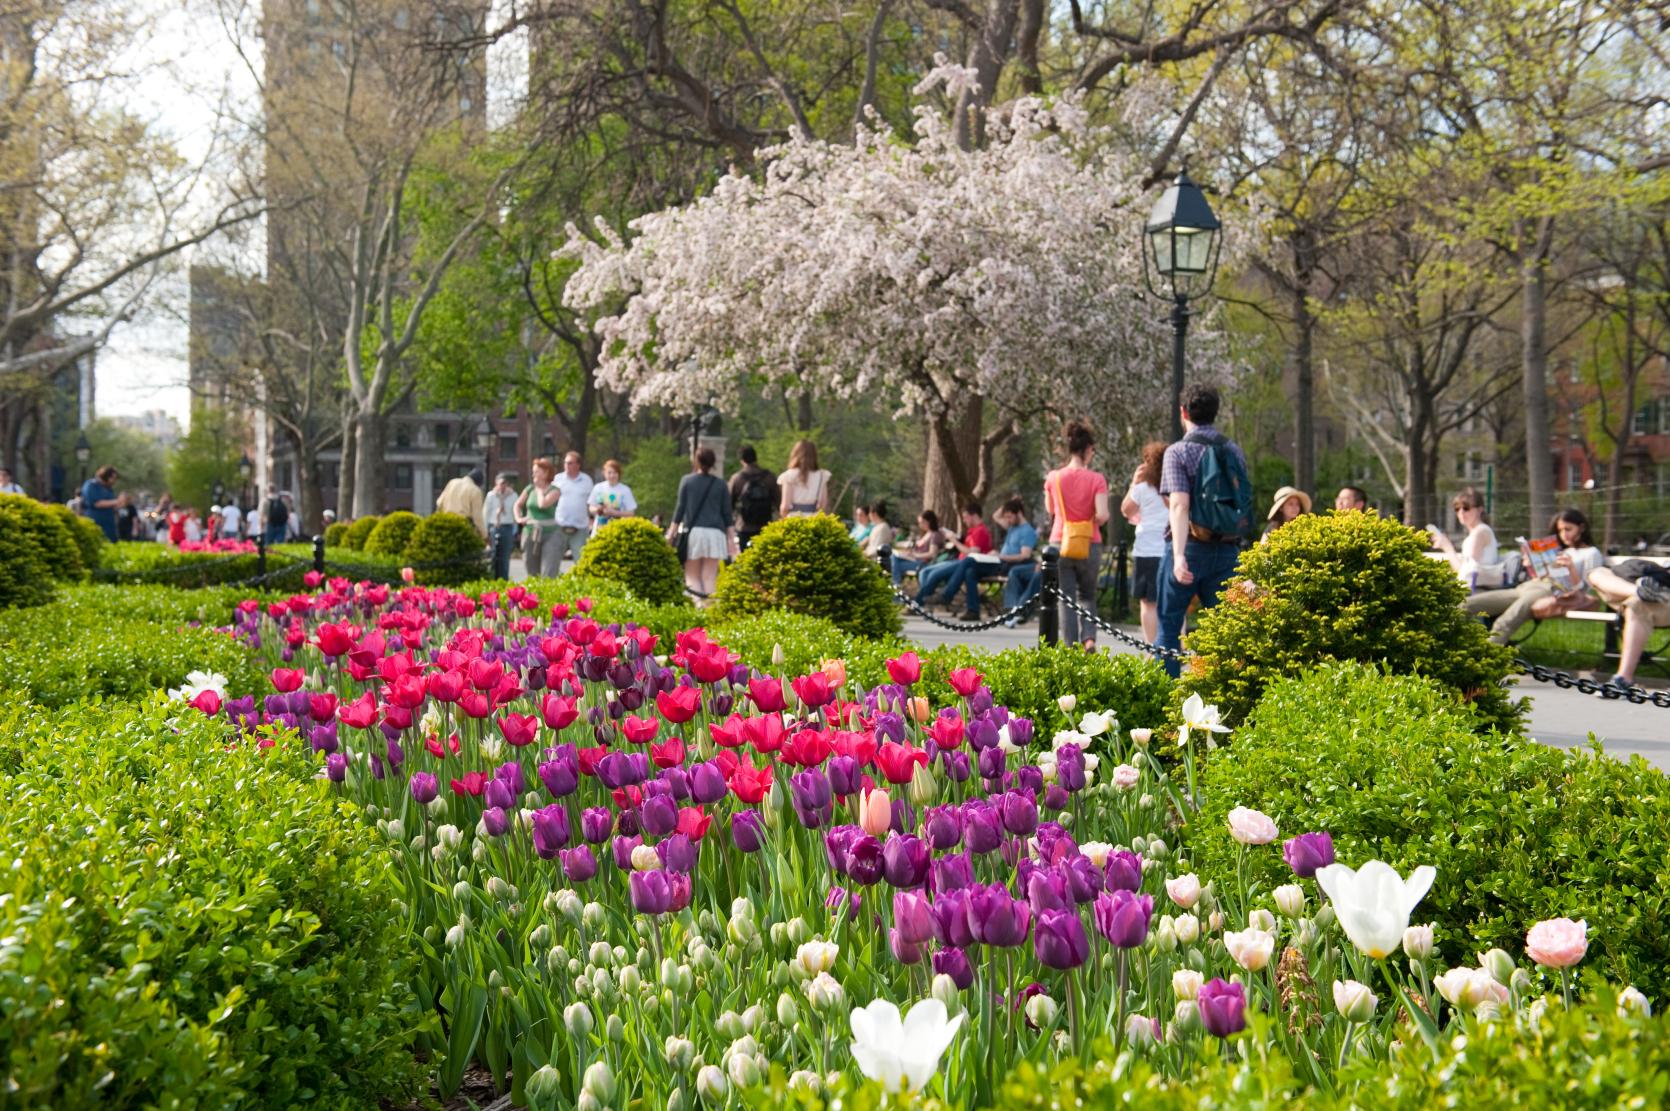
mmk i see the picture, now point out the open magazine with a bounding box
[1517,535,1578,590]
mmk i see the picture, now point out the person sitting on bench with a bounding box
[1587,558,1670,691]
[941,497,1037,623]
[1464,508,1603,646]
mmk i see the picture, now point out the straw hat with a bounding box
[1266,486,1313,520]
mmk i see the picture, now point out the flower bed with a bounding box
[156,577,1668,1107]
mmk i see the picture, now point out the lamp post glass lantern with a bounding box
[1142,171,1223,440]
[74,430,91,490]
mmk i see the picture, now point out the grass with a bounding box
[1501,612,1670,678]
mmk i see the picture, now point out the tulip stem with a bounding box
[1336,1021,1353,1070]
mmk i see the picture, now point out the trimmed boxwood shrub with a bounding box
[0,697,424,1107]
[45,501,105,572]
[572,517,686,604]
[1181,511,1522,733]
[323,520,350,547]
[0,499,54,609]
[711,514,901,640]
[93,543,268,587]
[1189,661,1670,1000]
[364,509,422,557]
[403,511,486,586]
[343,514,380,550]
[0,492,84,582]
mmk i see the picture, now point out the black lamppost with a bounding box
[1142,170,1224,441]
[474,419,494,480]
[73,431,91,489]
[238,451,253,508]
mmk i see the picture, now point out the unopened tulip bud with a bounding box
[386,818,405,841]
[486,876,517,902]
[771,643,786,667]
[729,915,761,946]
[777,991,800,1026]
[1174,913,1200,945]
[788,1070,821,1093]
[696,1064,728,1104]
[1294,919,1319,947]
[1480,948,1515,986]
[590,968,611,999]
[452,880,473,902]
[666,1090,686,1111]
[618,964,642,993]
[576,1092,602,1111]
[1172,969,1203,1000]
[487,969,505,992]
[727,1052,761,1089]
[583,1061,616,1103]
[769,922,788,949]
[446,922,467,948]
[716,1010,744,1039]
[1314,903,1335,930]
[1153,921,1178,953]
[583,902,607,931]
[525,1064,563,1108]
[1125,1013,1160,1048]
[741,1005,765,1033]
[1058,694,1077,714]
[1402,923,1433,960]
[1208,910,1224,933]
[665,1035,695,1070]
[1247,908,1276,934]
[436,824,463,850]
[529,924,553,951]
[1333,979,1377,1023]
[785,917,810,945]
[803,971,844,1011]
[1173,999,1200,1032]
[1025,993,1058,1028]
[1510,968,1533,995]
[1129,727,1152,747]
[563,1001,594,1038]
[1274,884,1306,918]
[606,1014,625,1041]
[1619,986,1652,1017]
[589,942,612,967]
[931,973,960,1007]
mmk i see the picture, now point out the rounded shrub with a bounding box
[44,502,105,572]
[364,509,421,557]
[322,520,350,547]
[1189,661,1670,1000]
[572,517,686,605]
[0,492,83,582]
[0,500,54,610]
[711,514,901,640]
[1181,511,1522,732]
[342,514,381,551]
[403,511,486,586]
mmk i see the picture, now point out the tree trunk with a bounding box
[352,406,384,517]
[1520,225,1556,536]
[297,447,324,537]
[1605,450,1624,551]
[796,393,813,433]
[923,397,983,519]
[336,416,357,521]
[1404,398,1434,528]
[1291,230,1317,493]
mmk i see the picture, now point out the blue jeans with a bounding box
[891,555,923,588]
[944,559,1005,616]
[1157,539,1243,677]
[491,524,516,580]
[264,525,287,548]
[915,561,964,605]
[1004,563,1040,611]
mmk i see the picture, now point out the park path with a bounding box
[899,616,1670,772]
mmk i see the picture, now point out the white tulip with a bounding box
[796,939,839,975]
[1178,692,1230,748]
[1333,979,1378,1023]
[1057,694,1078,714]
[848,997,965,1093]
[1225,927,1275,972]
[1314,860,1436,959]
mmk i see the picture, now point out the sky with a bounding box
[95,1,527,431]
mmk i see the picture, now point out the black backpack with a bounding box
[266,496,289,527]
[736,472,774,529]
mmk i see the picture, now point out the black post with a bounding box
[256,534,267,577]
[490,528,502,580]
[1038,546,1061,647]
[877,547,893,579]
[1115,538,1130,619]
[312,534,325,573]
[1170,295,1190,442]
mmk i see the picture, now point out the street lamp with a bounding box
[74,430,91,490]
[238,451,253,512]
[474,418,494,478]
[1142,170,1223,440]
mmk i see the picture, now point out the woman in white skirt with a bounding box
[669,446,738,601]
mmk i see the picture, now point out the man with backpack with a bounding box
[729,444,779,551]
[1157,384,1252,677]
[262,486,290,547]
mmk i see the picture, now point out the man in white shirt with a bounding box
[0,467,23,496]
[552,451,594,567]
[483,472,519,579]
[220,501,243,540]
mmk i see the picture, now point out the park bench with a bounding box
[1507,554,1670,674]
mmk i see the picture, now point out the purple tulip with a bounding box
[495,760,525,794]
[731,811,765,853]
[656,832,699,873]
[1064,855,1103,904]
[967,882,1031,947]
[640,794,678,837]
[618,687,644,712]
[410,772,439,804]
[1104,850,1143,893]
[531,804,570,859]
[827,755,861,797]
[977,745,1007,781]
[485,778,517,811]
[889,799,916,836]
[999,791,1038,836]
[932,888,976,947]
[873,711,905,744]
[962,801,1003,854]
[1042,784,1070,811]
[791,768,834,829]
[1026,867,1072,913]
[689,761,729,804]
[924,805,963,851]
[710,691,734,717]
[325,752,348,782]
[370,755,385,780]
[483,805,511,837]
[932,851,975,893]
[932,946,974,988]
[1094,889,1154,949]
[662,766,691,801]
[1007,717,1034,747]
[1197,978,1247,1038]
[581,806,613,844]
[538,756,578,798]
[629,869,674,915]
[384,737,405,767]
[824,825,861,874]
[561,844,598,883]
[967,688,993,716]
[943,750,972,782]
[1012,765,1044,797]
[1283,832,1335,879]
[889,928,927,965]
[310,722,339,753]
[1055,744,1086,792]
[847,835,885,886]
[1034,907,1090,970]
[883,833,931,889]
[611,834,642,871]
[967,718,999,751]
[893,890,936,944]
[614,806,641,838]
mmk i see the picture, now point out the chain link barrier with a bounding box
[1057,592,1189,662]
[892,584,1042,632]
[1513,658,1670,708]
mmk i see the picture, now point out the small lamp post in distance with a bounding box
[1141,170,1223,441]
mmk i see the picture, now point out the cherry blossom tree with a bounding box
[562,65,1237,511]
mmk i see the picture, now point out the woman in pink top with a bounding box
[1044,419,1112,648]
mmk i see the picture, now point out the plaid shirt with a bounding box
[1158,425,1247,542]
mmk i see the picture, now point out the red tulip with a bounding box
[781,730,834,768]
[551,602,571,619]
[674,627,710,660]
[832,730,878,767]
[457,690,492,720]
[709,714,747,748]
[591,630,620,659]
[656,686,702,724]
[577,745,609,777]
[383,673,426,710]
[728,762,774,804]
[621,716,660,745]
[315,622,356,658]
[610,785,643,810]
[676,806,712,840]
[565,617,600,645]
[791,672,834,708]
[308,692,339,722]
[270,668,305,693]
[491,673,524,708]
[498,712,540,748]
[928,715,966,750]
[338,691,378,729]
[875,742,929,784]
[381,704,414,731]
[886,651,923,686]
[377,652,418,683]
[688,644,733,684]
[468,658,504,692]
[948,668,984,697]
[650,738,687,768]
[539,692,579,730]
[450,771,489,797]
[740,714,786,754]
[425,732,461,759]
[627,627,658,658]
[747,677,786,713]
[190,689,222,716]
[425,669,465,703]
[712,749,742,779]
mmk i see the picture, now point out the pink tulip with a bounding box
[859,787,892,838]
[1525,917,1588,969]
[1226,806,1279,846]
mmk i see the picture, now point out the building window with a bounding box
[393,464,413,490]
[1632,403,1653,437]
[394,424,412,449]
[435,422,453,448]
[541,433,556,457]
[499,433,519,459]
[1659,462,1670,499]
[1659,398,1670,436]
[1567,458,1583,490]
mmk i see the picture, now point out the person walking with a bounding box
[1465,508,1603,645]
[729,444,779,550]
[219,499,243,541]
[0,466,23,495]
[483,472,519,580]
[436,467,486,535]
[670,447,736,601]
[1045,421,1112,650]
[516,458,563,579]
[261,486,290,547]
[588,459,637,534]
[779,440,830,518]
[552,451,594,568]
[1120,441,1168,643]
[80,465,121,542]
[1156,385,1252,676]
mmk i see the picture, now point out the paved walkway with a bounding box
[900,615,1670,771]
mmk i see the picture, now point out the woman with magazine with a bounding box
[1462,508,1603,646]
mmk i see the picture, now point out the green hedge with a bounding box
[363,510,422,558]
[1189,661,1670,1000]
[0,586,265,706]
[0,698,424,1107]
[45,502,105,572]
[0,498,55,610]
[0,492,83,583]
[572,517,685,605]
[342,515,380,551]
[712,514,901,640]
[404,511,487,586]
[322,521,350,547]
[1181,512,1522,733]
